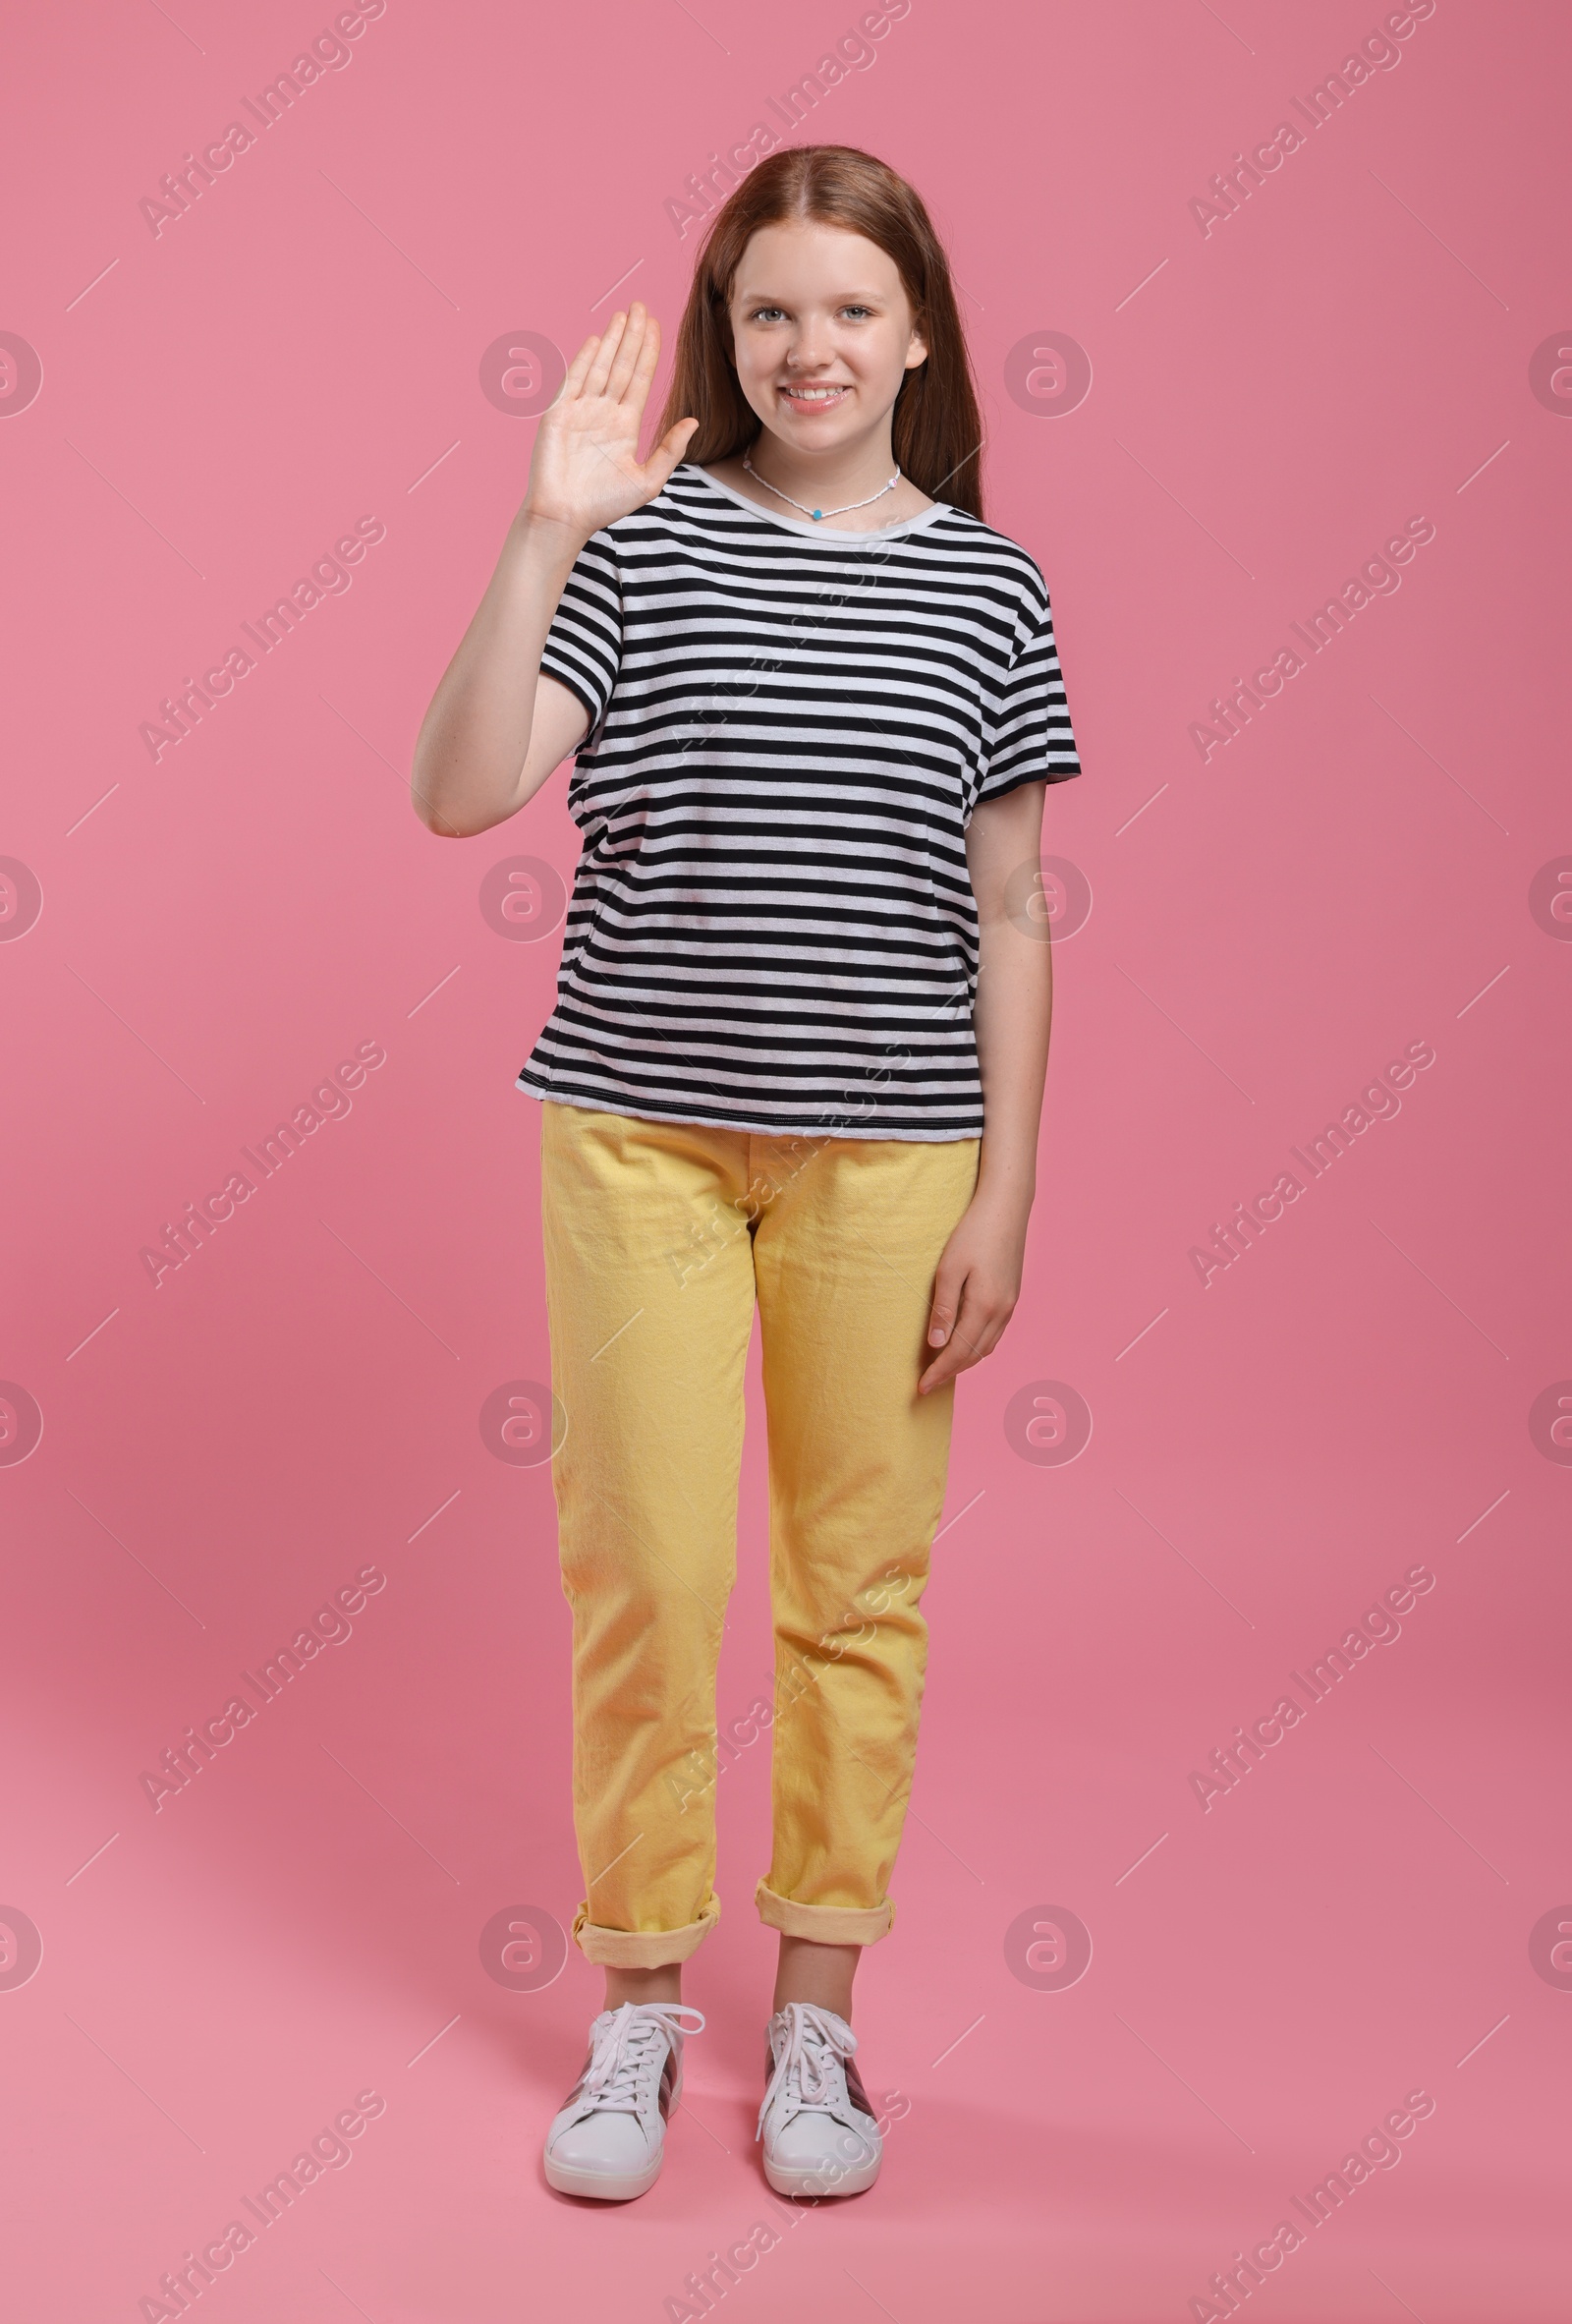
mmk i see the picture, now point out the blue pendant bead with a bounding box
[741,450,901,526]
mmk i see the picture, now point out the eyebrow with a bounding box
[734,288,890,305]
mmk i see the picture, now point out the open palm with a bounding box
[525,303,697,542]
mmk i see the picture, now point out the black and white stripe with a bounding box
[518,463,1080,1140]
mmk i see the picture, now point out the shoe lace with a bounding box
[583,2003,704,2112]
[756,2002,857,2140]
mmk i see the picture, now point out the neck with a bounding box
[746,428,898,508]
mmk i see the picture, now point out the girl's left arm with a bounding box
[919,780,1052,1395]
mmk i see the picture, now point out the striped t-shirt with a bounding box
[517,463,1080,1140]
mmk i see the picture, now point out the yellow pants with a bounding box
[538,1101,981,1968]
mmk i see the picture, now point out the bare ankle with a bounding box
[603,1964,683,2011]
[771,1934,860,2020]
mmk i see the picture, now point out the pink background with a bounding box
[3,2,1568,2317]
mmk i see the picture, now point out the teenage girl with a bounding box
[413,144,1080,2203]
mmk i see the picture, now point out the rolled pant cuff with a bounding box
[571,1896,719,1968]
[755,1881,894,1946]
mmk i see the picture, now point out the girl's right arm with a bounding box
[411,305,697,839]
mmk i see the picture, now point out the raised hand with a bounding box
[522,304,698,543]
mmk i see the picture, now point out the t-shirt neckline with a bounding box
[685,462,949,543]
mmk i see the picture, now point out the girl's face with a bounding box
[726,220,927,454]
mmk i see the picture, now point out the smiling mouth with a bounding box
[778,383,850,408]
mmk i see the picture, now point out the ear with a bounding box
[905,321,928,371]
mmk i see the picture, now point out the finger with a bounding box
[926,1261,966,1351]
[639,416,700,494]
[558,330,604,403]
[605,301,649,404]
[919,1287,1005,1395]
[620,309,662,410]
[959,1310,1009,1369]
[918,1316,989,1395]
[584,312,628,398]
[958,1283,1015,1364]
[918,1336,968,1395]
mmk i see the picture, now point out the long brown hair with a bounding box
[655,145,984,520]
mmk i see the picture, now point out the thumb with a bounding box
[926,1258,966,1348]
[640,415,700,494]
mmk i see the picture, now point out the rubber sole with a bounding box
[542,2075,682,2202]
[543,2151,663,2201]
[762,2148,882,2199]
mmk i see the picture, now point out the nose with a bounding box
[784,316,833,371]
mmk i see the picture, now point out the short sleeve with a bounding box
[975,581,1081,805]
[538,530,623,746]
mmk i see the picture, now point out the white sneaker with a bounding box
[543,2002,704,2200]
[757,2002,882,2197]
